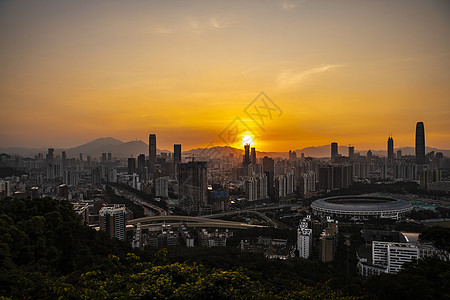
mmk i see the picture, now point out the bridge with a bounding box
[127,215,266,229]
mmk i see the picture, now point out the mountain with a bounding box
[294,145,348,158]
[1,138,450,159]
[66,137,123,156]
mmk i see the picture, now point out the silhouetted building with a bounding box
[263,156,275,197]
[319,165,352,190]
[289,150,297,162]
[415,122,426,165]
[243,144,250,166]
[46,148,54,162]
[149,134,157,171]
[331,142,338,162]
[251,147,257,165]
[101,153,107,163]
[174,144,181,175]
[128,158,136,175]
[387,136,394,164]
[397,150,402,159]
[348,146,354,159]
[178,161,208,212]
[137,154,146,169]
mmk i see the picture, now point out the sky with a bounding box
[0,0,449,152]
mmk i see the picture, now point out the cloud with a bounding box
[209,17,231,31]
[277,64,344,88]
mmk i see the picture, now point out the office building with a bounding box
[149,134,157,171]
[415,122,426,165]
[174,144,181,174]
[128,158,136,175]
[348,146,354,159]
[387,136,394,164]
[243,144,250,167]
[46,148,54,162]
[251,147,257,165]
[178,161,208,212]
[331,142,338,162]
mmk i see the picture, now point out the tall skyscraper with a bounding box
[178,161,208,212]
[47,148,54,162]
[128,158,136,175]
[243,144,250,166]
[149,134,157,171]
[331,142,338,162]
[387,136,394,164]
[415,122,426,165]
[99,204,126,241]
[263,156,275,197]
[251,147,256,165]
[348,146,354,159]
[137,154,146,171]
[174,144,182,175]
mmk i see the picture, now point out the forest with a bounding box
[0,197,449,299]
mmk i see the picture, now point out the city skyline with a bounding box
[1,0,449,151]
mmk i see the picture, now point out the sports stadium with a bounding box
[311,195,413,220]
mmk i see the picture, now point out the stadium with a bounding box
[311,195,413,220]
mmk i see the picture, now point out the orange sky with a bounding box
[0,0,449,151]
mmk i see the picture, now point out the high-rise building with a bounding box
[348,146,354,159]
[331,142,338,162]
[387,136,394,164]
[178,161,208,212]
[289,150,297,162]
[174,144,182,176]
[149,134,157,171]
[415,122,426,165]
[297,220,312,259]
[397,150,402,159]
[108,152,112,162]
[128,158,136,174]
[243,144,250,166]
[47,148,54,162]
[137,154,146,170]
[263,156,275,197]
[251,147,257,165]
[102,153,107,163]
[99,204,126,241]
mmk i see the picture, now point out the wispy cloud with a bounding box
[277,64,344,88]
[209,17,232,31]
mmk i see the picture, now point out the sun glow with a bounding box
[242,135,254,146]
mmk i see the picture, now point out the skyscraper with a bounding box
[128,158,136,175]
[243,144,250,166]
[348,146,354,159]
[149,134,157,171]
[47,148,54,162]
[263,156,275,197]
[415,122,426,165]
[387,136,394,164]
[137,154,146,171]
[331,142,338,162]
[178,161,208,212]
[251,147,256,165]
[174,144,182,175]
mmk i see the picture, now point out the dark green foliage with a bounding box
[0,167,26,178]
[419,226,450,259]
[1,197,448,299]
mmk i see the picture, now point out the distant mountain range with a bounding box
[1,137,449,158]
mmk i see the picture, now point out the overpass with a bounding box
[200,210,281,228]
[128,215,265,229]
